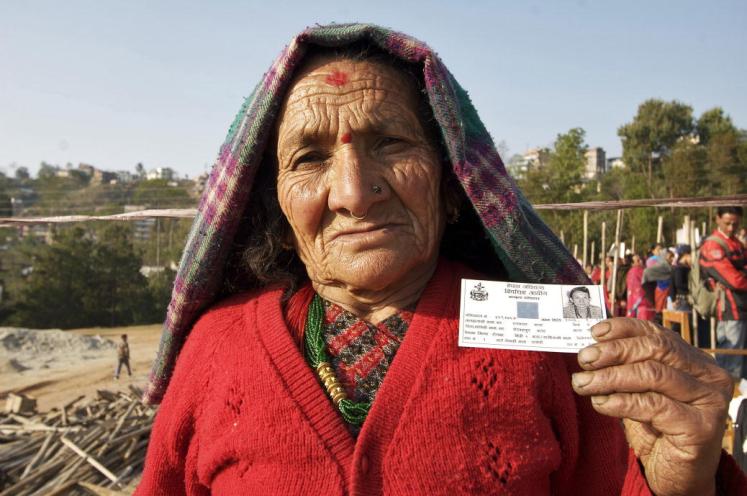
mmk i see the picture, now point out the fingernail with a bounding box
[578,346,600,364]
[591,395,609,406]
[591,321,611,338]
[572,372,593,388]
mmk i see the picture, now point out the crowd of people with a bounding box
[585,206,747,379]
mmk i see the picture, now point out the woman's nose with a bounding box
[327,147,388,218]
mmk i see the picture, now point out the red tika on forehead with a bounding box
[340,132,352,144]
[325,70,348,87]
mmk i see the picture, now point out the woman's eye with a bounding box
[376,136,407,151]
[294,151,326,168]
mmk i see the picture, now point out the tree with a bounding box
[15,166,30,182]
[135,162,146,179]
[694,108,746,195]
[617,99,694,191]
[8,225,156,328]
[662,140,707,198]
[697,107,736,145]
[518,128,590,248]
[520,128,588,204]
[37,162,59,180]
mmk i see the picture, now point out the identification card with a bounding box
[458,279,608,353]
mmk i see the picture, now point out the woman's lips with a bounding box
[329,223,402,242]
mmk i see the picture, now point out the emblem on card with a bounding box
[469,283,489,301]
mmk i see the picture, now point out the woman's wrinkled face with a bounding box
[275,58,444,292]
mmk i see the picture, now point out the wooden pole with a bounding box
[590,241,595,269]
[684,215,690,246]
[573,244,578,260]
[582,210,588,267]
[656,215,664,244]
[631,235,636,255]
[689,220,696,249]
[688,219,698,347]
[600,222,607,289]
[610,210,623,314]
[560,230,565,245]
[60,436,119,483]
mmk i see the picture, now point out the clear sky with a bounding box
[1,0,745,179]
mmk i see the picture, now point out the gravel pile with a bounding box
[0,328,117,373]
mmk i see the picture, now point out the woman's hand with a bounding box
[571,318,733,496]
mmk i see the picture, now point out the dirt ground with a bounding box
[0,324,162,412]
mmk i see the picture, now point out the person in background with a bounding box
[584,264,593,278]
[626,253,655,321]
[700,206,747,379]
[672,244,692,311]
[115,334,131,380]
[738,227,747,248]
[643,247,673,325]
[646,242,664,268]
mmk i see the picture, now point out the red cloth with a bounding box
[626,266,655,321]
[654,286,670,313]
[136,259,742,495]
[700,229,747,320]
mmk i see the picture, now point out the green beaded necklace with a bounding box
[304,294,371,425]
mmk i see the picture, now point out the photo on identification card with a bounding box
[560,285,604,320]
[459,279,607,353]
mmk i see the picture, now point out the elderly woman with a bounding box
[136,24,743,495]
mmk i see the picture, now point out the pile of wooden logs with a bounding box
[0,386,154,495]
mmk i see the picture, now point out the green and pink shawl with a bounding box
[144,23,586,404]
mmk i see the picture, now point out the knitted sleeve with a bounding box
[136,300,244,495]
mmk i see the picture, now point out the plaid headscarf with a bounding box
[144,23,586,404]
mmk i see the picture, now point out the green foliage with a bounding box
[618,99,694,191]
[697,108,736,145]
[131,179,191,207]
[148,268,176,317]
[15,167,30,181]
[517,128,591,249]
[4,225,168,328]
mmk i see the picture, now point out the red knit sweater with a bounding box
[137,259,745,495]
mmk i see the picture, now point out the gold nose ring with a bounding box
[351,211,366,220]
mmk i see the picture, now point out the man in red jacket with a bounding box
[700,206,747,378]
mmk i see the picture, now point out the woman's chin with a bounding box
[320,250,435,294]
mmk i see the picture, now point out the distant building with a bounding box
[584,147,606,180]
[77,163,96,177]
[17,224,53,244]
[606,157,626,170]
[92,168,116,184]
[146,167,176,181]
[523,148,550,168]
[115,171,134,183]
[507,148,550,179]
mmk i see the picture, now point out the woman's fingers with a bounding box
[571,360,721,406]
[577,318,733,402]
[589,317,665,341]
[586,391,724,443]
